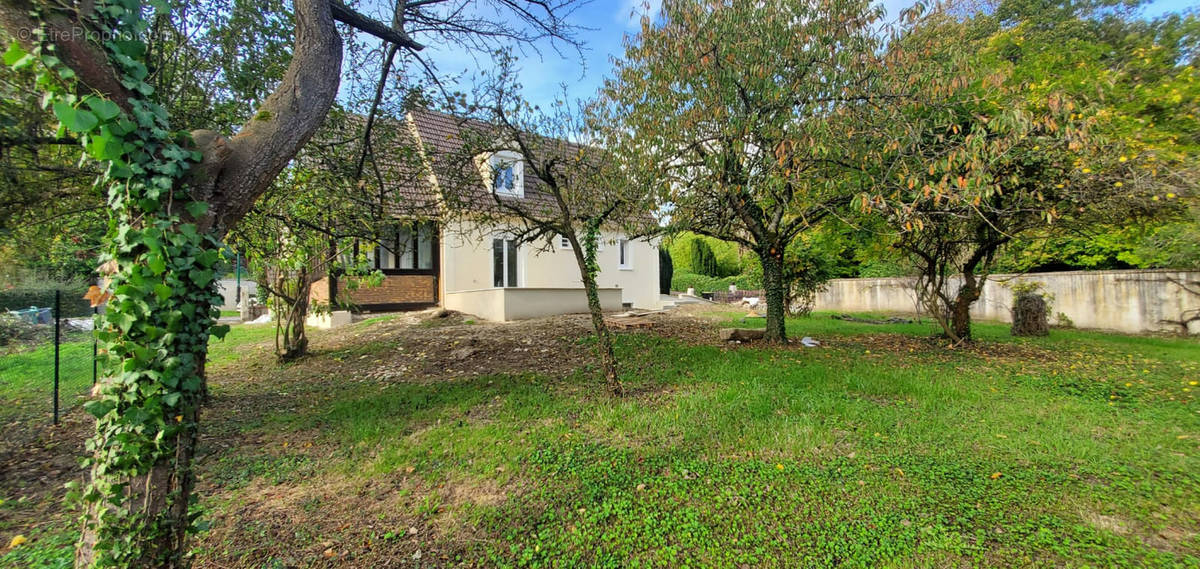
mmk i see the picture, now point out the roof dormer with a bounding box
[489,150,524,198]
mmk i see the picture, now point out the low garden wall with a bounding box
[812,269,1200,335]
[445,287,624,322]
[216,278,257,311]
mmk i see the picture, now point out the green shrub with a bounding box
[689,239,720,277]
[0,282,93,317]
[665,233,746,276]
[671,271,761,293]
[658,248,674,295]
[856,259,911,278]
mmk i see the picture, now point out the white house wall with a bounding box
[440,220,661,312]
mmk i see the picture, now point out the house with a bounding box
[309,109,662,321]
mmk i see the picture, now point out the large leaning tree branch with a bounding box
[0,0,422,238]
[330,0,424,49]
[0,0,135,108]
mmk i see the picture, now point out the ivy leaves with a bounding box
[1,40,33,69]
[8,1,231,565]
[53,100,99,132]
[50,96,120,130]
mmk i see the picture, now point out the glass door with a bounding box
[492,237,518,287]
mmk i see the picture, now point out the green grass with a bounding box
[0,528,73,569]
[196,313,1198,567]
[0,339,94,421]
[3,313,1197,567]
[206,321,277,365]
[281,328,1194,566]
[0,321,276,422]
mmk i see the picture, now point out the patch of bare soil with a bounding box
[351,310,600,383]
[647,305,735,346]
[0,411,89,532]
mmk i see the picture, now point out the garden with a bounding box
[1,0,1198,565]
[2,307,1196,567]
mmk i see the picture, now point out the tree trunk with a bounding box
[64,0,345,566]
[950,274,980,342]
[283,283,311,361]
[1010,293,1049,336]
[580,264,622,395]
[77,288,215,568]
[273,269,313,362]
[759,246,788,343]
[569,228,622,395]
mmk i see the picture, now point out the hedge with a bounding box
[665,233,747,276]
[689,239,720,277]
[671,271,761,294]
[658,248,674,295]
[0,282,94,317]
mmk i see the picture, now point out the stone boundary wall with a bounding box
[215,278,257,311]
[813,269,1200,335]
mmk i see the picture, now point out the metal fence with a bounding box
[0,290,98,425]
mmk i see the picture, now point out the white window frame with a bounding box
[489,151,524,198]
[617,238,632,270]
[559,233,603,251]
[492,235,520,288]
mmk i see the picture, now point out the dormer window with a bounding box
[489,151,524,198]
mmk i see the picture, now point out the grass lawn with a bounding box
[0,338,95,423]
[1,311,1197,568]
[0,323,273,424]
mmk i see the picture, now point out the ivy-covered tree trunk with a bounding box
[572,229,622,395]
[580,267,622,395]
[758,245,788,343]
[79,255,222,567]
[0,0,344,566]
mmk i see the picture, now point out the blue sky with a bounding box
[418,0,1197,110]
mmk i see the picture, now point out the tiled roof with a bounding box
[405,108,562,218]
[355,108,654,228]
[309,112,441,218]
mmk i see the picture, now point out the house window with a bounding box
[493,237,518,287]
[490,151,524,198]
[618,238,631,269]
[561,233,603,251]
[370,220,436,272]
[416,223,434,269]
